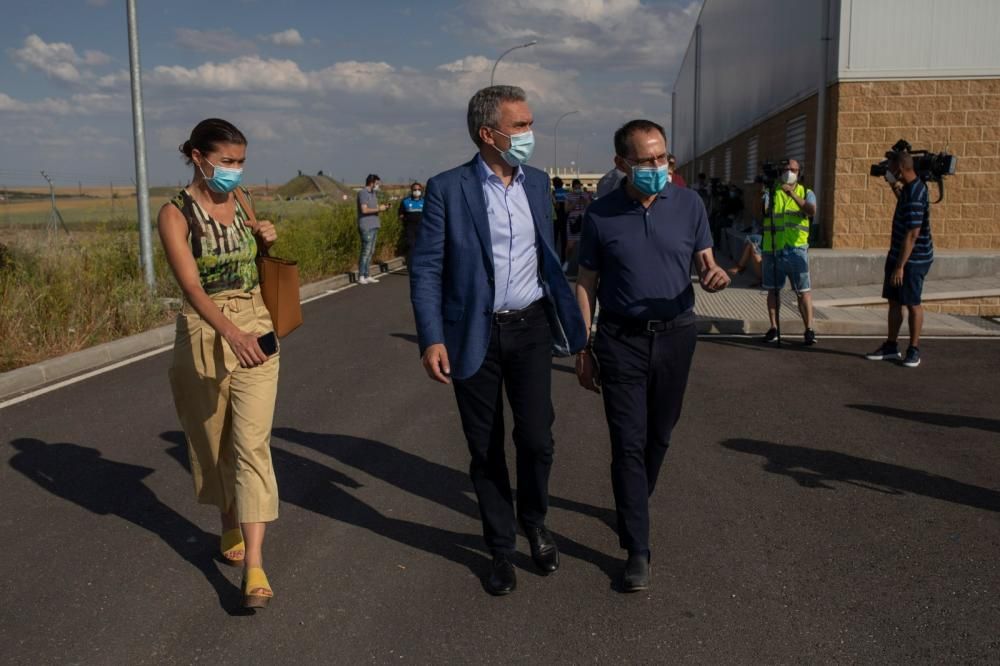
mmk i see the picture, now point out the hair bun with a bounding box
[179,140,192,156]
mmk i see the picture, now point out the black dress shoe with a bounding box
[523,525,560,574]
[622,552,650,592]
[486,554,517,596]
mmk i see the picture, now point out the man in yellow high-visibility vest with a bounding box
[760,159,817,345]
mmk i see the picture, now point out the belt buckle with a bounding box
[645,320,661,333]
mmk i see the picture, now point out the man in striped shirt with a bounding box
[866,151,933,367]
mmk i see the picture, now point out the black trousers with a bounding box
[453,302,555,555]
[594,315,698,555]
[554,213,568,262]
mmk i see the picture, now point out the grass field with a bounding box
[0,189,404,372]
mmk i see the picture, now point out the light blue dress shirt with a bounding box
[476,155,544,312]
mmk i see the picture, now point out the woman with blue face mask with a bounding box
[157,117,281,610]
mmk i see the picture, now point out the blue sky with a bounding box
[1,0,700,188]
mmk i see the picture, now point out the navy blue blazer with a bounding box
[409,155,587,380]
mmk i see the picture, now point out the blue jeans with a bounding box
[761,246,811,293]
[358,228,379,278]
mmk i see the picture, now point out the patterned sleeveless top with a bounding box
[170,188,259,294]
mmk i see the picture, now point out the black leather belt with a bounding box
[598,309,695,333]
[494,299,545,324]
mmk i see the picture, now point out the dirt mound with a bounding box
[275,174,354,200]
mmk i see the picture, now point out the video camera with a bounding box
[754,159,789,186]
[870,139,956,201]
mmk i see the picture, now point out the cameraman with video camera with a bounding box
[865,147,934,368]
[759,159,817,345]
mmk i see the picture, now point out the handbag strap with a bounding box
[233,187,269,258]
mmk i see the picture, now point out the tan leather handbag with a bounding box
[234,188,303,337]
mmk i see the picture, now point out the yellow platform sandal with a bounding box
[220,528,245,567]
[242,567,273,609]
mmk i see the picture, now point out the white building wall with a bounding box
[838,0,1000,80]
[672,0,1000,164]
[671,0,826,164]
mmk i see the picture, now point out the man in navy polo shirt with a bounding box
[574,119,729,592]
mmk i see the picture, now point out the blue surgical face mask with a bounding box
[199,159,243,193]
[626,161,670,196]
[490,128,535,167]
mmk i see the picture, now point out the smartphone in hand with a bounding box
[258,331,278,356]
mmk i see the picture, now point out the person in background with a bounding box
[759,159,818,345]
[158,118,280,610]
[357,173,390,285]
[595,167,625,199]
[667,154,687,188]
[563,177,592,274]
[865,148,933,367]
[694,172,710,210]
[551,176,569,262]
[398,181,425,265]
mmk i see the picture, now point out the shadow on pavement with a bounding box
[7,437,245,614]
[271,427,621,583]
[160,431,492,591]
[721,438,1000,513]
[700,336,866,358]
[847,404,1000,434]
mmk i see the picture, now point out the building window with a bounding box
[785,115,807,173]
[745,135,758,183]
[724,146,732,183]
[709,156,716,178]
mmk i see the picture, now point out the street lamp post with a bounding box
[553,110,579,177]
[490,40,538,86]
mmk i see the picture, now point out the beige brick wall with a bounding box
[828,79,1000,250]
[862,295,1000,316]
[678,78,1000,250]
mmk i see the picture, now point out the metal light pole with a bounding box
[553,110,578,177]
[490,40,538,86]
[127,0,154,290]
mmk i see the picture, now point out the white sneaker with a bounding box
[368,274,381,282]
[358,276,370,285]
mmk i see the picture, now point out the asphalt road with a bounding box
[2,271,998,664]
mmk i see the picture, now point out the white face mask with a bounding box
[373,183,380,191]
[782,170,798,185]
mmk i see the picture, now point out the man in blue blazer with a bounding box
[410,85,587,595]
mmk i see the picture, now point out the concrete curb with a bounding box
[814,288,1000,308]
[0,257,407,403]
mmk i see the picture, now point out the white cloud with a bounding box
[0,92,72,115]
[83,50,111,66]
[456,0,700,70]
[174,28,253,54]
[437,56,491,74]
[151,56,310,92]
[261,29,305,47]
[96,69,130,89]
[8,34,112,85]
[241,119,279,141]
[11,35,82,83]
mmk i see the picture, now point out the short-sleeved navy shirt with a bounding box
[578,180,712,320]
